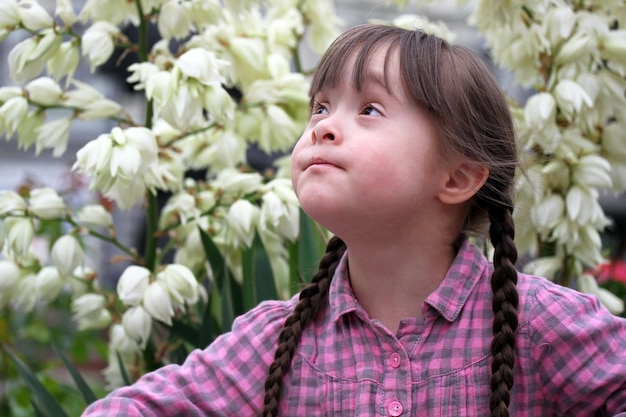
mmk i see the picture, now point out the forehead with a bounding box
[317,44,404,97]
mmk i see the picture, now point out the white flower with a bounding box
[600,30,626,62]
[211,169,263,198]
[556,31,595,65]
[8,30,61,82]
[530,193,564,231]
[35,266,64,301]
[75,204,114,228]
[81,21,120,71]
[142,281,174,325]
[159,192,198,229]
[12,273,38,312]
[18,0,53,31]
[121,306,152,349]
[0,0,21,28]
[24,76,63,106]
[35,117,72,156]
[524,93,556,128]
[522,256,562,281]
[602,122,626,160]
[0,260,20,293]
[157,0,194,40]
[175,48,227,85]
[28,187,66,219]
[117,265,151,306]
[126,62,160,91]
[79,98,123,120]
[51,234,85,277]
[109,323,139,354]
[5,217,34,257]
[71,293,112,330]
[157,264,200,306]
[0,190,27,215]
[226,199,260,248]
[578,274,624,315]
[544,6,576,44]
[554,79,593,120]
[260,191,299,241]
[0,96,28,136]
[572,155,612,189]
[55,0,78,26]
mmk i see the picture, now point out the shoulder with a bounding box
[515,272,626,343]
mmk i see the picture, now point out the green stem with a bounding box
[144,192,159,272]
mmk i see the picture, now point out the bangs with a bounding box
[308,24,449,114]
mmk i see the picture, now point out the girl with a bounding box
[82,24,626,417]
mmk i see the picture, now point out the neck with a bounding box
[345,234,458,333]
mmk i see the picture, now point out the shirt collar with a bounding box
[327,236,488,323]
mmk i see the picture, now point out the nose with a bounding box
[311,117,339,144]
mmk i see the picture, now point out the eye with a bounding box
[361,104,381,116]
[312,101,328,115]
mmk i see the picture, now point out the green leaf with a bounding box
[253,233,278,301]
[115,351,132,386]
[298,210,327,286]
[198,228,234,331]
[53,344,97,405]
[3,346,69,417]
[169,318,200,346]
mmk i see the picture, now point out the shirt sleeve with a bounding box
[81,299,294,417]
[529,281,626,415]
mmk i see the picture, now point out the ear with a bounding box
[437,163,489,205]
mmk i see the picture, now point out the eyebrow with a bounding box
[359,70,396,98]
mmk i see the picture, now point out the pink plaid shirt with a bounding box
[82,238,626,416]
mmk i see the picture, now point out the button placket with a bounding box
[387,400,403,416]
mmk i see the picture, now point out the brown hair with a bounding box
[263,24,519,417]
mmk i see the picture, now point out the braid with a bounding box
[488,200,519,417]
[262,235,347,417]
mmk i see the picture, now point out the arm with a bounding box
[81,299,294,417]
[530,281,626,415]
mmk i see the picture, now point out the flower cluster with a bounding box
[0,0,341,389]
[468,0,625,312]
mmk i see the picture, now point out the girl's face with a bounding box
[291,46,452,239]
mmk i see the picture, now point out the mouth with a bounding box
[306,157,342,170]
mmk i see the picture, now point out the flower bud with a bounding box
[12,273,38,312]
[35,117,72,157]
[0,96,28,136]
[55,0,77,26]
[109,323,139,354]
[18,0,53,30]
[142,281,174,325]
[25,77,62,106]
[0,260,20,293]
[524,92,556,128]
[47,41,80,82]
[554,79,593,120]
[157,264,199,306]
[35,266,64,301]
[121,306,152,349]
[157,0,193,40]
[5,217,34,257]
[0,190,27,215]
[51,234,85,277]
[75,204,114,228]
[81,21,120,71]
[72,293,112,330]
[117,265,151,306]
[29,187,66,219]
[226,199,260,248]
[0,0,21,27]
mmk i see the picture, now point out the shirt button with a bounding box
[388,401,403,416]
[389,352,401,368]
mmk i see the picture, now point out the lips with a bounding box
[306,157,341,170]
